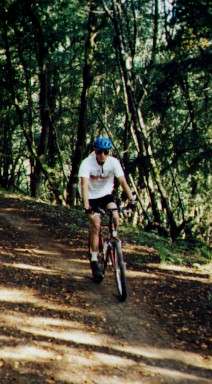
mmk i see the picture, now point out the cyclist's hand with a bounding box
[126,199,137,210]
[84,207,93,214]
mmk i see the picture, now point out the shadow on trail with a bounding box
[126,264,212,355]
[0,196,211,383]
[0,254,211,383]
[0,329,212,384]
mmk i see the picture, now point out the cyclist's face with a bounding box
[95,149,109,164]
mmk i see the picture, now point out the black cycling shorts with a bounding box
[89,194,115,212]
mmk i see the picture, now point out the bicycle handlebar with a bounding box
[84,207,118,215]
[85,205,135,216]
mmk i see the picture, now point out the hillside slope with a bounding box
[0,195,211,383]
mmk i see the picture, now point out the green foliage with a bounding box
[120,224,211,266]
[0,0,211,242]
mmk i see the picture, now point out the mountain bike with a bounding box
[89,207,128,302]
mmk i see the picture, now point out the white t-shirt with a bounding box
[78,153,124,199]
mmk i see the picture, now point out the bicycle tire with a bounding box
[97,238,107,275]
[103,241,110,273]
[113,240,127,302]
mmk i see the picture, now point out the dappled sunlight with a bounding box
[2,262,58,274]
[52,343,144,383]
[1,197,211,383]
[0,248,11,256]
[113,344,212,370]
[69,258,89,264]
[29,248,59,256]
[91,351,135,367]
[0,207,23,213]
[0,344,56,362]
[13,247,58,256]
[0,286,86,314]
[127,263,211,284]
[0,296,211,383]
[9,247,32,253]
[0,245,60,258]
[158,264,208,274]
[73,275,89,281]
[149,263,211,277]
[0,287,33,303]
[0,311,112,347]
[147,366,212,383]
[52,255,92,276]
[1,247,89,277]
[55,366,142,384]
[71,246,88,252]
[124,244,158,256]
[0,335,11,341]
[126,267,210,284]
[92,377,142,384]
[126,269,159,279]
[173,274,210,283]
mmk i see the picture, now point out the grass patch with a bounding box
[120,224,212,266]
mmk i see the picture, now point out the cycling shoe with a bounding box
[90,261,104,283]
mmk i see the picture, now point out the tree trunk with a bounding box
[2,4,62,202]
[67,0,99,205]
[111,0,162,225]
[24,2,61,202]
[109,0,180,238]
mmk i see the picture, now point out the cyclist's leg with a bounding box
[89,194,117,280]
[89,212,101,259]
[105,195,119,234]
[88,198,103,282]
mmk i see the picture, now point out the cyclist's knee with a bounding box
[107,202,119,226]
[90,215,101,234]
[107,201,117,209]
[114,215,119,227]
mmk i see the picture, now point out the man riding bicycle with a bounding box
[78,136,135,283]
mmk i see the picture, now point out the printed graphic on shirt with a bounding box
[90,168,110,180]
[89,165,112,180]
[90,175,108,180]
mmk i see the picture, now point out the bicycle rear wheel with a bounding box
[113,240,127,302]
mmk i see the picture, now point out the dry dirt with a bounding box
[0,196,211,384]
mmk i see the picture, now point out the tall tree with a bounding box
[67,0,103,205]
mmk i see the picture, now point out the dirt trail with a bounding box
[0,197,211,384]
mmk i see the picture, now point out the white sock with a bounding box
[91,252,98,262]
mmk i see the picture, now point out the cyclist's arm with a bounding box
[80,177,90,210]
[117,176,134,201]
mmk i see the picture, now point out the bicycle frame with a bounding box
[96,207,127,301]
[88,207,117,253]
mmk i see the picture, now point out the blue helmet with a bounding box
[93,136,112,150]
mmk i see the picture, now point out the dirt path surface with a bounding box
[0,196,211,384]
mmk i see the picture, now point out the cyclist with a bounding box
[78,136,135,283]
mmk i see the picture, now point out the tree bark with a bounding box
[23,1,61,202]
[67,0,100,205]
[108,0,181,238]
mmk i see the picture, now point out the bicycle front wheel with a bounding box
[113,240,127,302]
